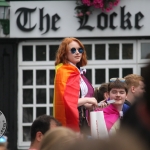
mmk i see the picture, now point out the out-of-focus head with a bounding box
[142,63,150,112]
[30,115,61,143]
[39,127,79,150]
[65,128,148,150]
[0,136,8,150]
[55,37,87,67]
[124,74,145,97]
[94,83,108,102]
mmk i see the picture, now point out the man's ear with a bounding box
[131,86,135,93]
[36,131,43,142]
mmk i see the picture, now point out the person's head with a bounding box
[135,63,150,131]
[30,115,61,143]
[39,127,79,150]
[0,136,7,150]
[108,78,128,106]
[66,128,148,150]
[143,64,150,112]
[94,83,109,103]
[55,37,87,67]
[0,145,7,150]
[124,74,145,99]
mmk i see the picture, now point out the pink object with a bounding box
[103,104,119,131]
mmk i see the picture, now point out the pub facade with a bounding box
[0,0,150,149]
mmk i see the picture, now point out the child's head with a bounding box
[94,83,108,102]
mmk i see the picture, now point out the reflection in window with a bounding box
[23,108,33,123]
[36,70,46,85]
[122,68,133,77]
[109,44,119,60]
[36,89,46,104]
[109,69,119,80]
[49,45,59,60]
[84,69,92,83]
[95,44,105,60]
[49,88,54,103]
[23,89,33,104]
[22,45,33,61]
[36,45,46,61]
[141,43,150,59]
[36,107,46,118]
[84,45,92,60]
[122,44,133,59]
[95,69,105,84]
[50,107,53,116]
[49,70,55,85]
[23,126,30,141]
[23,70,33,85]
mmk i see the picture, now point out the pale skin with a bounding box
[67,41,98,109]
[127,81,145,104]
[109,88,127,111]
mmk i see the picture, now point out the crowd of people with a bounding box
[2,37,150,150]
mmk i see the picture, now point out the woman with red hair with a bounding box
[53,37,97,133]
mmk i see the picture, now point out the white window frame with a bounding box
[81,40,137,65]
[83,64,137,87]
[137,40,150,64]
[18,39,139,149]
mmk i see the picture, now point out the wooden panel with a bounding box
[0,41,17,150]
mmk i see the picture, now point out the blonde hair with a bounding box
[124,74,144,89]
[40,127,78,150]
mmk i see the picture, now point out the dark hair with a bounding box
[30,115,61,142]
[108,79,128,94]
[94,83,108,103]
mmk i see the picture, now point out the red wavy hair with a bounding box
[55,37,87,67]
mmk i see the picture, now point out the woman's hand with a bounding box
[98,99,108,108]
[78,97,98,107]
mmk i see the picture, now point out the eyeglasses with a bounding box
[0,136,7,143]
[110,78,125,82]
[70,48,84,54]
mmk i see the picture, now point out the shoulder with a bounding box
[124,100,131,106]
[56,63,80,74]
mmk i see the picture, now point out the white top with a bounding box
[68,62,88,98]
[80,69,88,98]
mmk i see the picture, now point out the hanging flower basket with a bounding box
[75,0,120,18]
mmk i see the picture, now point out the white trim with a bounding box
[137,40,150,63]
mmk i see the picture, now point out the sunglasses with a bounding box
[110,78,125,82]
[70,48,84,54]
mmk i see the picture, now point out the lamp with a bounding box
[0,0,10,35]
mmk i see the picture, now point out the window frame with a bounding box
[18,39,140,149]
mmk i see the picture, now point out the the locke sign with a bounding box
[14,6,144,35]
[0,111,7,137]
